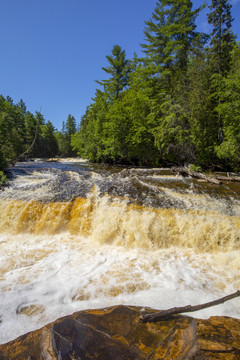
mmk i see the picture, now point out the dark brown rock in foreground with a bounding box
[0,305,240,359]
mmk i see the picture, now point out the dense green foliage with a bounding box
[72,0,239,170]
[0,96,59,169]
[56,114,77,157]
[0,95,79,172]
[0,170,7,186]
[1,0,239,171]
[96,45,132,100]
[0,97,67,171]
[214,44,240,167]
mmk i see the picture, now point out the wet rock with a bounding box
[16,304,45,316]
[0,305,240,359]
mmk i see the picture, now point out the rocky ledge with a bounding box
[0,305,240,359]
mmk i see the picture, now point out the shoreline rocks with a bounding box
[0,305,240,359]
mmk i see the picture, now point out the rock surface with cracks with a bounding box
[0,305,240,359]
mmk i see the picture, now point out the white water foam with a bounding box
[0,232,239,344]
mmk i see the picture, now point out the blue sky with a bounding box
[1,0,239,130]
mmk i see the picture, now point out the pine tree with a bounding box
[25,112,38,153]
[142,0,205,78]
[207,0,236,144]
[214,44,240,168]
[96,45,131,99]
[56,115,77,157]
[71,91,109,162]
[208,0,235,76]
[42,121,58,157]
[188,50,219,166]
[66,114,76,138]
[0,95,25,160]
[141,0,205,164]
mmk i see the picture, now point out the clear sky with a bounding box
[1,0,239,130]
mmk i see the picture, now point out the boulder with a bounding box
[0,305,240,359]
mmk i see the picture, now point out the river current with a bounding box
[0,159,239,344]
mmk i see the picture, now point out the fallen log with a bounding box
[139,290,240,323]
[171,167,189,177]
[188,169,222,185]
[215,175,240,182]
[171,167,222,185]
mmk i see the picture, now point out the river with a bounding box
[0,159,239,344]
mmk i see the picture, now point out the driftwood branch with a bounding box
[139,290,240,323]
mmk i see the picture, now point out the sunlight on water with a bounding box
[0,232,239,344]
[0,159,239,344]
[0,232,240,344]
[1,193,239,252]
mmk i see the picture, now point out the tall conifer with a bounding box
[142,0,204,77]
[208,0,236,143]
[208,0,235,75]
[96,45,131,99]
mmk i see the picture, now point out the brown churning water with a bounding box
[0,159,239,344]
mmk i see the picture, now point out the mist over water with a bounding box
[0,159,239,344]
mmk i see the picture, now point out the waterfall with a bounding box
[0,159,239,344]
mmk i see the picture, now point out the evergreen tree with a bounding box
[0,95,25,160]
[42,121,58,157]
[66,114,76,138]
[96,45,131,99]
[142,0,205,79]
[65,0,239,170]
[207,0,236,144]
[72,91,109,162]
[208,0,235,75]
[25,112,38,155]
[56,115,77,157]
[0,96,60,163]
[56,122,66,157]
[188,50,218,166]
[214,44,240,169]
[65,114,77,156]
[17,99,27,115]
[34,112,46,157]
[140,0,205,164]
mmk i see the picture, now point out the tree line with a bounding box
[1,0,239,178]
[0,95,77,181]
[72,0,240,171]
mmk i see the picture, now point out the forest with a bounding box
[0,0,240,184]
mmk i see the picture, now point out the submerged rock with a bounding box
[0,305,240,359]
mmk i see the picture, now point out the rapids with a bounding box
[0,158,239,344]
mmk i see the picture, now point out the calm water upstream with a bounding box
[0,158,239,344]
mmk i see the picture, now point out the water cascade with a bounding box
[0,159,239,344]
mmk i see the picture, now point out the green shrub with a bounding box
[189,164,202,172]
[0,150,8,170]
[0,171,6,186]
